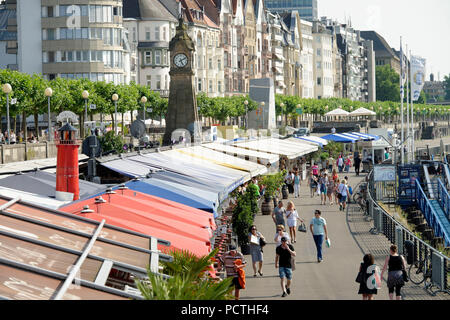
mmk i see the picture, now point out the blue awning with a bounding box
[321,133,359,143]
[293,136,326,148]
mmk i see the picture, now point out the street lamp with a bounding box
[244,99,249,129]
[45,87,53,141]
[81,90,89,137]
[140,96,147,126]
[112,93,119,135]
[2,83,12,144]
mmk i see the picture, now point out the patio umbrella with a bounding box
[325,108,350,117]
[349,107,376,116]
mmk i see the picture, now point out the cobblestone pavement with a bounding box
[241,169,449,300]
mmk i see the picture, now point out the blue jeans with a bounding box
[338,165,343,173]
[313,234,324,260]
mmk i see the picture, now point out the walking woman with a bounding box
[293,171,301,198]
[308,172,318,197]
[248,225,265,277]
[357,253,379,300]
[285,201,304,243]
[319,173,328,205]
[326,177,335,205]
[271,201,286,232]
[380,245,407,300]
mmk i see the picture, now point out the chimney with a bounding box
[55,122,80,201]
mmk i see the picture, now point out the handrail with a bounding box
[443,164,450,190]
[416,180,450,247]
[423,165,435,199]
[437,178,450,220]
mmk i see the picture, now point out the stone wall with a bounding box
[0,142,79,164]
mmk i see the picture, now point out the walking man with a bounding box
[275,236,296,297]
[337,179,350,211]
[354,153,361,176]
[309,210,328,263]
[272,201,286,232]
[218,245,247,300]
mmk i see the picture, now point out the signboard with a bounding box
[89,104,96,110]
[374,165,395,182]
[397,164,421,205]
[296,108,303,115]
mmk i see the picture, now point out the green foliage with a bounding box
[99,130,124,154]
[136,248,234,300]
[324,141,343,159]
[231,184,259,247]
[444,74,450,100]
[320,152,329,161]
[197,93,257,122]
[376,65,400,102]
[260,171,285,198]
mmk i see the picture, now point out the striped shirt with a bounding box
[219,251,246,278]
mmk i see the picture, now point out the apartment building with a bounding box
[280,10,301,96]
[312,21,333,99]
[300,18,313,98]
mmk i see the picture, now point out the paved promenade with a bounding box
[241,169,450,300]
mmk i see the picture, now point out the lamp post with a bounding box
[141,96,147,133]
[244,99,248,129]
[280,102,285,126]
[297,103,301,126]
[45,87,53,141]
[2,83,12,144]
[261,101,265,129]
[82,90,89,136]
[112,93,119,135]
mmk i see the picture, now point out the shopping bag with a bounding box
[374,267,382,289]
[297,222,307,233]
[325,238,331,248]
[316,187,321,195]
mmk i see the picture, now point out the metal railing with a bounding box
[437,178,450,220]
[416,181,450,247]
[367,169,449,295]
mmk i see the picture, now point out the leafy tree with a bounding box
[444,74,450,100]
[376,65,400,102]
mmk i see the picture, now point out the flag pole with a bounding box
[410,50,415,162]
[406,44,410,163]
[400,37,405,165]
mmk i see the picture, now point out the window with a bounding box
[317,77,321,85]
[146,75,152,88]
[162,51,167,65]
[68,51,74,62]
[155,26,160,41]
[75,28,82,39]
[316,61,321,69]
[156,75,161,90]
[81,5,88,16]
[208,58,212,69]
[317,48,321,56]
[96,5,102,23]
[197,78,202,92]
[155,50,161,65]
[133,27,136,42]
[145,51,152,64]
[66,28,73,39]
[48,51,55,63]
[89,5,96,22]
[47,29,55,40]
[218,81,222,93]
[82,51,89,61]
[162,27,166,41]
[217,59,221,70]
[76,51,82,61]
[209,80,213,93]
[145,27,150,41]
[82,28,88,39]
[165,75,169,89]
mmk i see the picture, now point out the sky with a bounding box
[318,0,450,80]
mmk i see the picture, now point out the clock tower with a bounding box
[163,17,201,145]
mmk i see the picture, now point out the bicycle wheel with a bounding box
[408,261,425,285]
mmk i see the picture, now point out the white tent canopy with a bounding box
[349,107,376,116]
[202,142,279,166]
[234,138,318,159]
[325,108,350,116]
[171,146,268,177]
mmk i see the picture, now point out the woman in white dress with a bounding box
[285,201,304,243]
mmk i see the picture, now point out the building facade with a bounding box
[312,21,333,99]
[360,30,400,75]
[265,0,317,21]
[300,18,313,98]
[281,10,301,96]
[0,0,17,70]
[123,0,177,96]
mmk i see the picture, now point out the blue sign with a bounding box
[397,164,421,205]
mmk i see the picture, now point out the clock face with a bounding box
[174,53,188,68]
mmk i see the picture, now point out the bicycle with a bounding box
[408,257,432,288]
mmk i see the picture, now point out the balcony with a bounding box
[243,47,249,55]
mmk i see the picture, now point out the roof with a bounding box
[61,189,213,257]
[360,31,399,60]
[0,171,106,200]
[123,0,177,21]
[0,196,171,300]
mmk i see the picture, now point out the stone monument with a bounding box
[163,17,201,145]
[248,78,276,130]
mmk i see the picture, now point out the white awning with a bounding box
[234,138,318,160]
[203,142,279,166]
[325,108,350,116]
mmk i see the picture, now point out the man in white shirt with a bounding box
[337,179,350,211]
